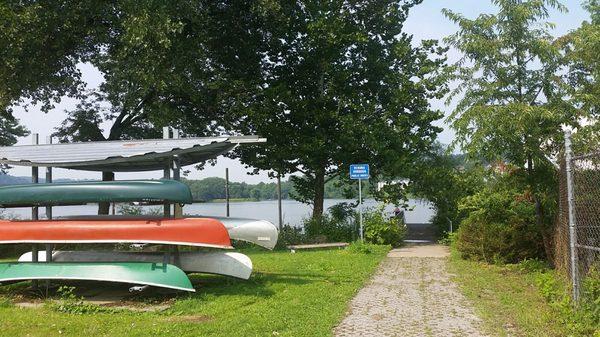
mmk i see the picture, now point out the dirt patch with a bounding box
[7,281,178,312]
[166,315,213,323]
[15,301,43,309]
[387,244,450,258]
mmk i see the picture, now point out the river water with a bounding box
[2,199,435,226]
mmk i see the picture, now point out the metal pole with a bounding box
[45,136,53,263]
[163,127,171,217]
[171,130,182,264]
[172,129,182,218]
[565,130,580,302]
[225,168,230,217]
[173,155,182,218]
[31,134,39,289]
[359,178,364,241]
[277,173,283,230]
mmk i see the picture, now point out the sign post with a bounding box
[350,164,369,241]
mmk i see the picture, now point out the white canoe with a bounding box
[208,216,279,250]
[19,250,253,280]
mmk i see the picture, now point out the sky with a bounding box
[7,0,591,183]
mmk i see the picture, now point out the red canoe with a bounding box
[0,218,232,249]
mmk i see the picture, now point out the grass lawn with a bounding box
[0,245,389,337]
[448,249,572,337]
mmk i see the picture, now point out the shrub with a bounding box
[304,215,355,243]
[304,203,357,243]
[534,269,600,336]
[363,206,406,247]
[438,231,457,246]
[274,225,309,250]
[455,188,545,263]
[580,268,600,333]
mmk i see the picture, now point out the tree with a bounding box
[46,1,261,213]
[0,116,27,147]
[5,0,263,143]
[0,115,28,173]
[232,0,447,221]
[408,144,484,235]
[3,1,446,224]
[0,1,110,115]
[443,0,577,259]
[561,0,600,151]
[52,91,161,214]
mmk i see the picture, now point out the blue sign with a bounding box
[350,164,370,180]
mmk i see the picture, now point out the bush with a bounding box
[438,231,457,246]
[304,203,357,243]
[580,268,600,334]
[304,215,355,243]
[363,206,406,247]
[455,187,545,263]
[274,225,309,250]
[534,269,600,336]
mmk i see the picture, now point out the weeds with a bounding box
[47,286,123,315]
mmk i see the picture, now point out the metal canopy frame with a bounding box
[0,135,265,172]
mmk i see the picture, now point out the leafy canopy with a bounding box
[443,0,574,168]
[230,0,448,217]
[561,0,600,151]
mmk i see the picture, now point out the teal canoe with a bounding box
[0,180,193,207]
[0,262,195,292]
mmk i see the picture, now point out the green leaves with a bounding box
[0,1,110,114]
[0,114,27,147]
[445,0,573,171]
[231,0,447,216]
[0,0,447,222]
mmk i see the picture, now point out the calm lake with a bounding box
[2,199,435,226]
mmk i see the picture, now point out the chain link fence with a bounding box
[557,131,600,302]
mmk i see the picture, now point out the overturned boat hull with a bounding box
[0,218,232,249]
[0,262,195,292]
[196,216,279,250]
[20,251,253,280]
[57,215,279,249]
[0,180,193,207]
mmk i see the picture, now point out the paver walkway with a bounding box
[334,244,489,337]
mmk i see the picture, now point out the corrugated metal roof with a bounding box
[0,136,266,172]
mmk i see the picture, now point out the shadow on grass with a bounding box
[0,269,327,304]
[187,270,329,299]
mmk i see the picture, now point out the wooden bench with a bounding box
[287,242,349,253]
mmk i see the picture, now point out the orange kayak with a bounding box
[0,218,232,249]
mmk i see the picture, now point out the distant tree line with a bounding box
[183,176,374,202]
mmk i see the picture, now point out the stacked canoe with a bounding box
[0,180,278,292]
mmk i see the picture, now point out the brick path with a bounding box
[333,245,489,337]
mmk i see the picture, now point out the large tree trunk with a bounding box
[98,171,115,215]
[311,168,326,221]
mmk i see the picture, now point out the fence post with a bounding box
[564,130,580,303]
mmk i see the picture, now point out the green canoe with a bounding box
[0,262,195,292]
[0,180,193,207]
